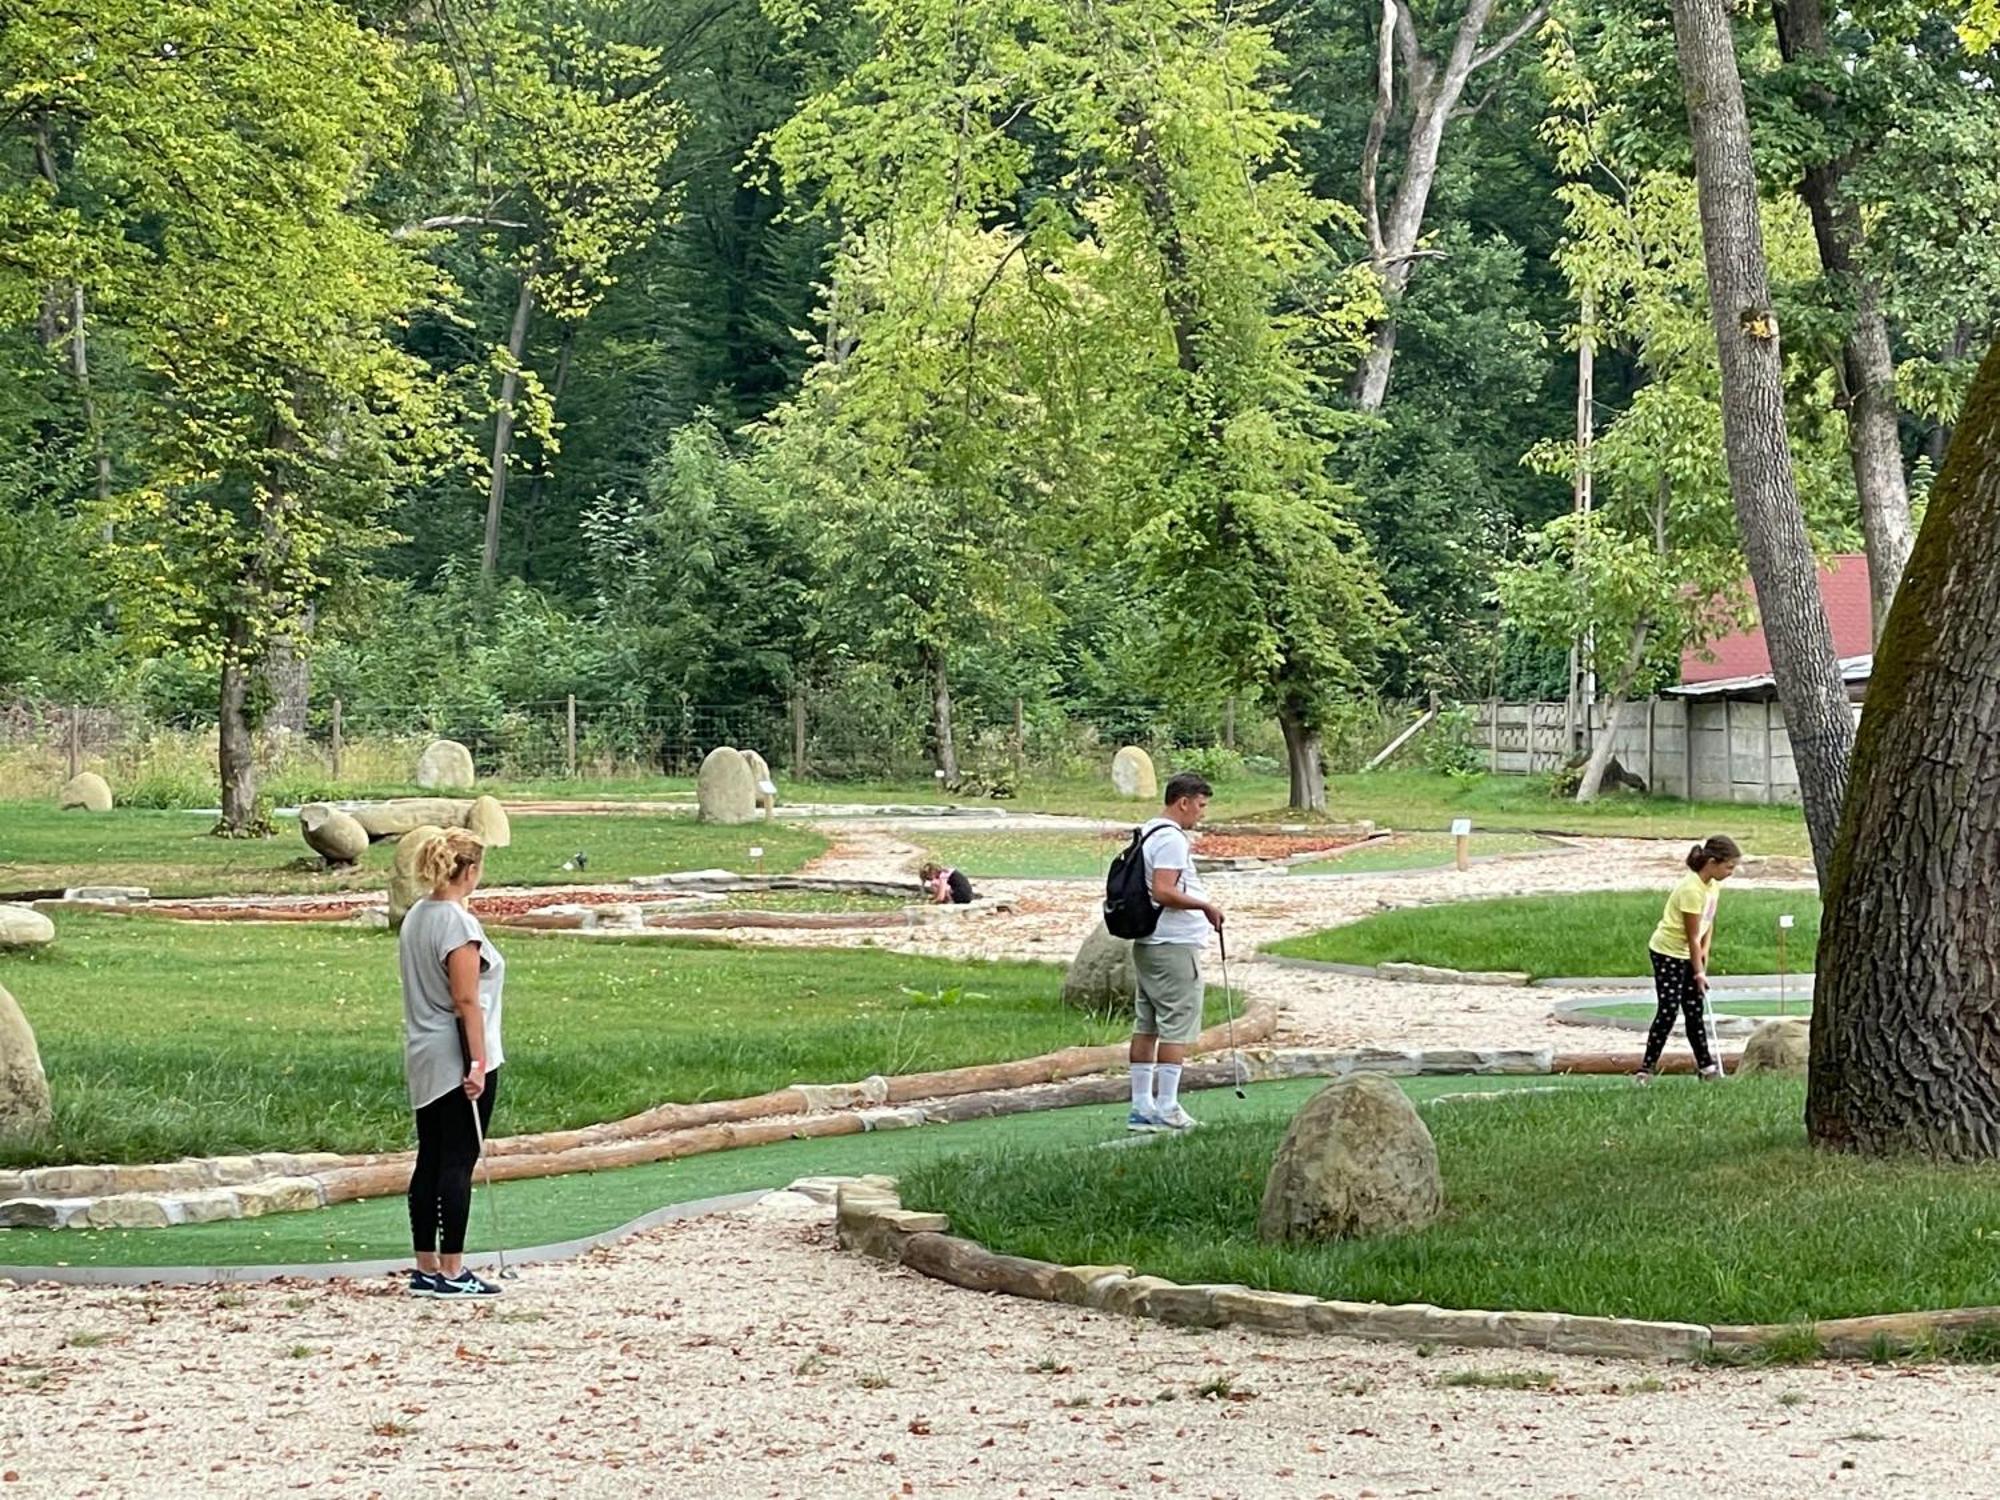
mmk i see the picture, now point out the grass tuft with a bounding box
[1437,1369,1555,1391]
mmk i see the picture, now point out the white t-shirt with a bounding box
[1137,817,1211,948]
[399,898,506,1109]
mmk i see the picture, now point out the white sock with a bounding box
[1129,1063,1155,1113]
[1155,1064,1183,1113]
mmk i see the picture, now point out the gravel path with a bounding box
[778,828,1819,1055]
[2,1195,1990,1499]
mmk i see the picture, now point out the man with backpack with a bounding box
[1103,771,1223,1132]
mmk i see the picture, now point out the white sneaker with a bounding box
[1154,1104,1199,1132]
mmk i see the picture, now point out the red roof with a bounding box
[1680,554,1874,684]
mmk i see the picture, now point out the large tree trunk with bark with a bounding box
[481,271,537,583]
[1277,700,1327,813]
[1670,0,1854,875]
[217,624,261,837]
[1773,0,1914,641]
[1574,620,1650,803]
[1807,338,2000,1159]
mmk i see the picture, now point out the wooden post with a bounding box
[66,705,81,780]
[565,694,578,779]
[1012,696,1025,765]
[330,698,344,780]
[1724,696,1735,801]
[1453,818,1471,872]
[1685,702,1696,802]
[1488,698,1500,773]
[1224,696,1237,750]
[791,691,808,777]
[1643,697,1655,788]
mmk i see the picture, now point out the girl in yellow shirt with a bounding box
[1635,835,1741,1085]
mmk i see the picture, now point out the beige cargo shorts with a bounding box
[1133,941,1204,1044]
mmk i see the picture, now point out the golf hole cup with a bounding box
[1451,817,1473,871]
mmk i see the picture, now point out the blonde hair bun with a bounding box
[416,827,486,888]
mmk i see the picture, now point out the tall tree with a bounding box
[1348,0,1551,411]
[1807,336,2000,1158]
[1769,0,1913,641]
[1668,0,1853,871]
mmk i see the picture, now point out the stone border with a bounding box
[0,998,1279,1231]
[1260,951,1811,993]
[1550,993,1807,1039]
[835,1178,2000,1363]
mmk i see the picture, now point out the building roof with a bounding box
[1680,554,1874,685]
[1667,654,1873,701]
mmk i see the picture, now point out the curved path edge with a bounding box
[834,1181,2000,1365]
[0,1189,772,1288]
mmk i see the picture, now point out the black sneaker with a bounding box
[432,1269,502,1299]
[408,1270,443,1298]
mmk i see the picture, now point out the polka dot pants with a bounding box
[1643,950,1716,1072]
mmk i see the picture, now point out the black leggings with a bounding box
[408,1070,499,1257]
[1642,953,1715,1072]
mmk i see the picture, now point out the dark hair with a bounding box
[1164,772,1213,805]
[1686,835,1742,873]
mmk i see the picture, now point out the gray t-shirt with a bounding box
[1137,817,1211,948]
[398,898,506,1110]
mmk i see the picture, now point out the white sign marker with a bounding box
[1450,818,1473,838]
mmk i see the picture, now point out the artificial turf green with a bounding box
[903,1075,2000,1327]
[1264,888,1821,978]
[0,804,826,899]
[0,913,1181,1167]
[0,1076,1572,1268]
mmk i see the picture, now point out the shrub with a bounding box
[1169,744,1246,783]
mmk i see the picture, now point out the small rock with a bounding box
[465,794,511,848]
[57,772,112,813]
[0,905,55,951]
[415,739,475,791]
[299,804,368,865]
[1060,920,1138,1014]
[1111,746,1157,800]
[1736,1016,1809,1076]
[1257,1074,1443,1244]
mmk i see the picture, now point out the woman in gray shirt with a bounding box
[397,828,506,1299]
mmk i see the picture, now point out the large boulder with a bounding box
[58,772,112,813]
[0,905,54,951]
[697,745,757,825]
[466,794,512,848]
[1736,1017,1809,1077]
[415,738,475,791]
[299,804,369,866]
[741,749,777,814]
[0,983,53,1135]
[1111,746,1157,800]
[1061,921,1138,1014]
[1257,1074,1443,1244]
[388,825,448,931]
[349,798,472,841]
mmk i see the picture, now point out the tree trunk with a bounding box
[217,625,261,837]
[262,603,314,736]
[1772,0,1914,642]
[519,321,577,583]
[1351,0,1548,412]
[481,270,537,584]
[1670,0,1854,876]
[927,648,959,781]
[1575,620,1649,803]
[1277,702,1327,813]
[1806,336,2000,1158]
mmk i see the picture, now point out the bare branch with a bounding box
[1471,2,1550,72]
[392,214,529,239]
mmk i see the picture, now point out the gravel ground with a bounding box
[3,1196,1993,1499]
[763,828,1819,1056]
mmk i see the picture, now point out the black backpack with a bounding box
[1103,822,1172,939]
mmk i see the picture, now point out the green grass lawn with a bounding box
[0,913,1183,1168]
[918,830,1125,879]
[1579,996,1813,1023]
[1290,830,1560,875]
[0,1076,1563,1268]
[709,889,916,914]
[0,805,826,899]
[1264,889,1822,978]
[903,1075,2000,1327]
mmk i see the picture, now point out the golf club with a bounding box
[468,1091,515,1280]
[1218,926,1246,1099]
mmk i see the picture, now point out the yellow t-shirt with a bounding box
[1650,871,1719,960]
